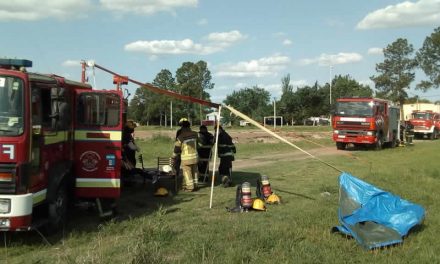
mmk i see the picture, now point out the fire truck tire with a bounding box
[47,182,68,234]
[336,142,346,150]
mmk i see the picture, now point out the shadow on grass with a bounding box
[0,171,195,246]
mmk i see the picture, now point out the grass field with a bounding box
[1,128,439,263]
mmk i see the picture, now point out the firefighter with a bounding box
[173,118,199,191]
[217,126,236,187]
[197,125,214,182]
[122,120,139,174]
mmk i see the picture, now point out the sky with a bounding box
[1,0,440,103]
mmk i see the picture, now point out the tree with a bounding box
[152,69,176,126]
[175,61,214,124]
[223,86,271,125]
[371,38,417,109]
[278,74,296,125]
[416,26,440,91]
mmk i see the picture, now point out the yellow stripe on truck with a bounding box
[74,130,122,141]
[44,130,68,145]
[76,178,120,188]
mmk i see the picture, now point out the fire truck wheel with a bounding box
[336,142,346,150]
[47,182,68,233]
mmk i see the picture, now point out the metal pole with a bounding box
[170,101,173,130]
[209,105,222,209]
[329,65,333,105]
[273,98,276,129]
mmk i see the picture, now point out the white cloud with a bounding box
[100,0,197,15]
[62,60,81,67]
[300,52,363,66]
[282,39,293,46]
[124,30,246,56]
[216,54,291,78]
[0,0,93,21]
[357,0,440,29]
[367,47,383,55]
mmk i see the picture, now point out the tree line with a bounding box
[129,26,440,126]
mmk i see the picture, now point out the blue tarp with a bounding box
[333,172,425,249]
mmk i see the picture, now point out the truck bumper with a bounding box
[333,134,376,144]
[0,193,33,231]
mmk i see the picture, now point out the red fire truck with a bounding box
[0,59,124,232]
[408,110,440,140]
[332,97,400,150]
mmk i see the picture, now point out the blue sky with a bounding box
[1,0,440,103]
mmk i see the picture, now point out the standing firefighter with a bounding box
[173,118,199,191]
[217,126,236,187]
[197,125,214,182]
[121,120,140,178]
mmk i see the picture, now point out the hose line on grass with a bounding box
[224,105,343,173]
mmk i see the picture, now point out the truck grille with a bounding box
[0,163,16,194]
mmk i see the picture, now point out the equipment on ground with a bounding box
[252,198,266,211]
[332,97,400,150]
[240,182,253,210]
[266,193,281,204]
[154,187,169,197]
[256,175,272,199]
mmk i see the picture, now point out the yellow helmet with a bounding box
[252,198,266,211]
[179,117,188,124]
[154,187,169,197]
[266,193,281,204]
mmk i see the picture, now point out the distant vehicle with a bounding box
[332,97,400,150]
[408,110,440,140]
[304,117,330,126]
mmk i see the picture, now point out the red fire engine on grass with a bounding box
[408,110,440,140]
[332,97,400,150]
[0,59,125,232]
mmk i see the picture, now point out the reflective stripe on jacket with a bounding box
[174,128,198,165]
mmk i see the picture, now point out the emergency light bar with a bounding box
[0,59,32,68]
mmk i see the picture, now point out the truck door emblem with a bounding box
[80,151,101,172]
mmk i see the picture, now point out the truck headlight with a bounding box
[0,199,11,214]
[0,218,10,228]
[366,131,374,136]
[334,130,339,134]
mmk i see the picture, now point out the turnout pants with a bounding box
[219,158,232,180]
[182,164,199,191]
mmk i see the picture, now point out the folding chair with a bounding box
[157,157,179,193]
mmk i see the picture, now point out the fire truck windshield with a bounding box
[0,75,24,136]
[412,112,431,119]
[335,101,373,117]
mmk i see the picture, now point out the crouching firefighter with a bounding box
[217,126,236,187]
[173,118,199,192]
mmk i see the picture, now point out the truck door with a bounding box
[74,90,122,198]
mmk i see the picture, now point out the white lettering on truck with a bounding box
[1,144,14,160]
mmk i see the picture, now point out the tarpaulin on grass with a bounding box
[333,172,425,250]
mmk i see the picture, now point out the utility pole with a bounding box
[170,100,173,130]
[329,65,333,105]
[273,97,276,129]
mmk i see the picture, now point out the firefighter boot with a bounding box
[221,175,231,188]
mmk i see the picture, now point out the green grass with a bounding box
[1,138,439,263]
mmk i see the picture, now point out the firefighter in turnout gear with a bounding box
[197,125,214,182]
[217,126,236,187]
[173,118,199,191]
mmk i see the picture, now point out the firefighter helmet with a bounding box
[252,198,266,211]
[266,193,281,204]
[178,118,188,125]
[154,187,169,197]
[161,165,173,173]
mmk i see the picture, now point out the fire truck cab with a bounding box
[332,97,400,150]
[0,59,123,232]
[409,110,440,140]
